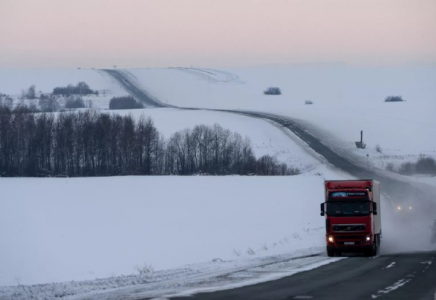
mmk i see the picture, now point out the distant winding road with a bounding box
[102,69,167,108]
[103,69,436,300]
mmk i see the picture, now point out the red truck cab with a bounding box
[320,180,381,257]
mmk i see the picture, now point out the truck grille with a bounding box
[332,224,366,232]
[336,235,365,245]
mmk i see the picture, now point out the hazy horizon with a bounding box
[1,0,435,69]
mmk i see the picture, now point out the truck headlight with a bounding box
[397,206,402,210]
[366,235,371,242]
[328,236,334,243]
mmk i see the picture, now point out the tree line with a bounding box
[52,82,98,96]
[0,108,299,177]
[109,96,144,110]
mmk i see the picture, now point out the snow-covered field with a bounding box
[1,65,435,299]
[0,173,341,292]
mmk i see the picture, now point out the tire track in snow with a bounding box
[172,67,245,84]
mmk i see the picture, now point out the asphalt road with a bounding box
[104,69,436,300]
[172,252,436,300]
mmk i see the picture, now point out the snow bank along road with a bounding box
[103,69,436,300]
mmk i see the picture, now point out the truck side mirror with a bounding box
[373,202,378,215]
[320,203,325,216]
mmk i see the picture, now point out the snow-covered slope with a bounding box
[127,65,436,169]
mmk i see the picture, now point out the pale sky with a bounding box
[0,0,435,68]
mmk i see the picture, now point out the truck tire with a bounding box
[327,249,335,257]
[366,237,378,257]
[375,235,380,255]
[371,243,378,256]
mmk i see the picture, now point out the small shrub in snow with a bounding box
[246,247,255,255]
[264,87,281,95]
[233,249,241,257]
[134,262,154,275]
[375,144,383,153]
[305,100,313,105]
[385,96,404,102]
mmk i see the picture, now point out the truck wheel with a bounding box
[373,236,380,256]
[327,249,335,257]
[371,244,378,256]
[367,238,378,257]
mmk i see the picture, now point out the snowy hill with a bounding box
[127,65,436,168]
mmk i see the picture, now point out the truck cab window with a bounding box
[327,202,370,216]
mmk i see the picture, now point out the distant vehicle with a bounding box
[395,204,413,212]
[320,179,381,257]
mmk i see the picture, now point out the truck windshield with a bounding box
[326,202,371,216]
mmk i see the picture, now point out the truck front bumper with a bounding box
[327,245,373,253]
